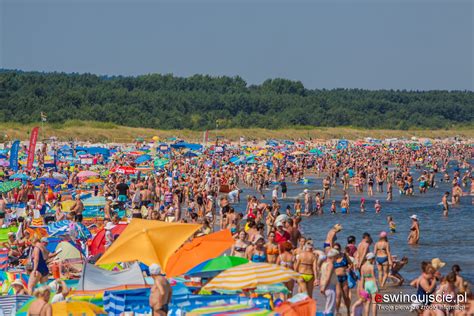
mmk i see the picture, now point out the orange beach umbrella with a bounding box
[165,229,234,277]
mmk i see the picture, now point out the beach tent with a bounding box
[337,139,349,150]
[78,262,145,291]
[103,287,151,315]
[0,295,32,316]
[75,147,110,159]
[89,224,128,256]
[170,142,203,151]
[135,154,152,164]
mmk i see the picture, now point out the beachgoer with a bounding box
[149,264,172,316]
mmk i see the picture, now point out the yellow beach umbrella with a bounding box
[84,178,104,185]
[61,200,76,212]
[52,301,106,315]
[202,262,300,291]
[273,153,284,160]
[96,218,201,267]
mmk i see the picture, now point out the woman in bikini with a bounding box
[361,253,378,316]
[248,236,267,263]
[230,231,250,258]
[374,231,392,288]
[408,215,420,245]
[276,241,295,296]
[332,243,352,316]
[294,240,317,296]
[265,232,279,264]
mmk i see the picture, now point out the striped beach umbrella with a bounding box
[202,262,300,291]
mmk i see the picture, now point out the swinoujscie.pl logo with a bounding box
[374,292,467,305]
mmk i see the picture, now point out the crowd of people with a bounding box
[0,138,472,315]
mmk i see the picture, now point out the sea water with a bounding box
[234,164,473,284]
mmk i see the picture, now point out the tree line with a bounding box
[0,70,472,130]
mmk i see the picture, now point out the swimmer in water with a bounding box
[374,200,381,214]
[330,200,336,214]
[360,198,365,213]
[442,191,449,217]
[408,214,420,245]
[387,216,396,233]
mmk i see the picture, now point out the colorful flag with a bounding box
[26,127,39,170]
[9,140,20,172]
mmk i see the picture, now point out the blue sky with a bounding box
[1,0,472,90]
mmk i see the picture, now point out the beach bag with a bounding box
[347,269,358,289]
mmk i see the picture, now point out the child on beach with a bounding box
[330,200,336,214]
[388,256,408,286]
[387,216,396,233]
[351,290,371,316]
[375,200,382,213]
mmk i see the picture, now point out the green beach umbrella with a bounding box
[0,181,21,194]
[186,256,249,278]
[0,226,18,243]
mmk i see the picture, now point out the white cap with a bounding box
[107,196,114,201]
[410,214,418,220]
[366,252,375,260]
[149,263,161,275]
[304,189,308,193]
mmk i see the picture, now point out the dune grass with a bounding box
[1,121,472,143]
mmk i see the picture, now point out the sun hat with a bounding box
[11,279,24,288]
[431,258,446,270]
[410,214,418,220]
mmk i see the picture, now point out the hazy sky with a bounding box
[1,0,473,90]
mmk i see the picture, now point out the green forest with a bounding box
[0,70,473,130]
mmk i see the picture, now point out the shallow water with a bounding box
[233,165,473,284]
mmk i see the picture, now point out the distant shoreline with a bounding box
[0,121,472,143]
